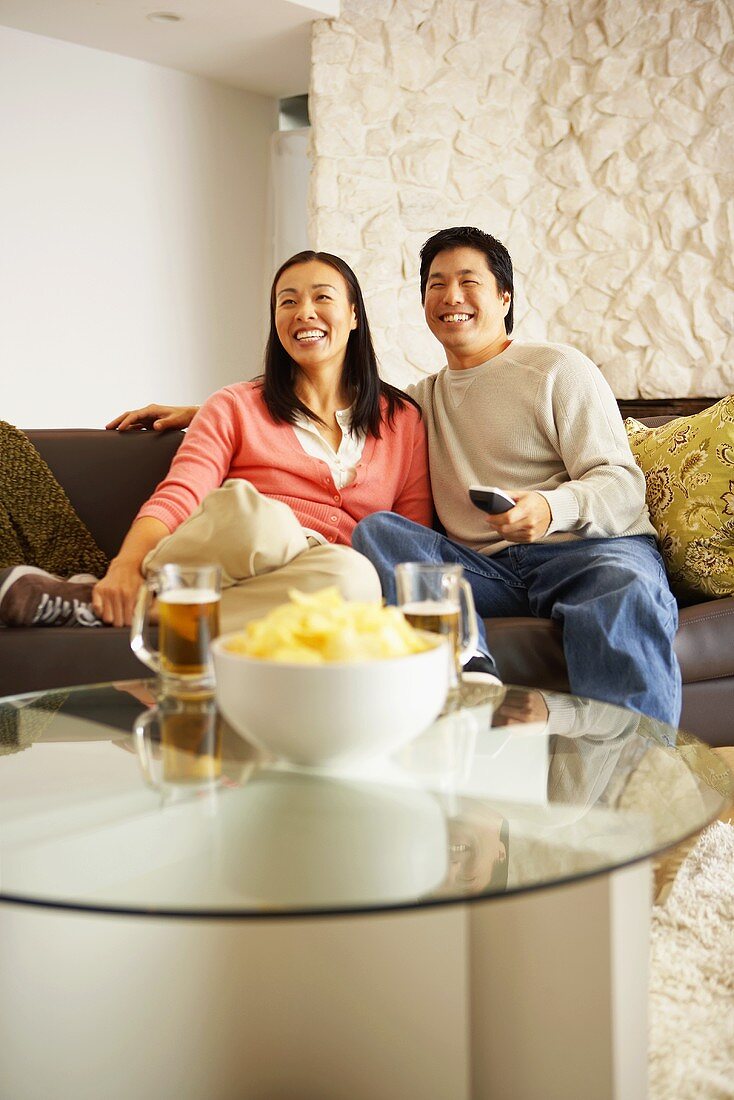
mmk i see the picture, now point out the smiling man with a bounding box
[352,226,681,726]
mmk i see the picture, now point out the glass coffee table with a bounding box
[0,680,731,1100]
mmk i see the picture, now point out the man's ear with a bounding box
[502,292,511,315]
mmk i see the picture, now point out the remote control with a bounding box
[468,485,515,515]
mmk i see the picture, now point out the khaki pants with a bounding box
[143,480,381,633]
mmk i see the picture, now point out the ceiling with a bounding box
[0,0,339,98]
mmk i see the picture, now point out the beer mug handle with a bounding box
[458,578,479,664]
[133,709,160,791]
[130,578,161,675]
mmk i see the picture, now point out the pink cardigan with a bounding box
[136,381,433,545]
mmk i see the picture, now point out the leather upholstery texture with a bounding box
[28,429,184,559]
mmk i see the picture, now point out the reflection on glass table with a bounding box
[0,680,730,918]
[1,679,732,1100]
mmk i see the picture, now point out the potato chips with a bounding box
[224,588,437,664]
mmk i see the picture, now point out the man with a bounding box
[77,226,680,725]
[436,801,509,897]
[351,227,680,726]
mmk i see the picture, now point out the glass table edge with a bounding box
[1,679,731,921]
[0,800,729,922]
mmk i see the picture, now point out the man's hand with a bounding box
[92,560,145,627]
[492,687,550,728]
[105,404,199,432]
[485,490,551,543]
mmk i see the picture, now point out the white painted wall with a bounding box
[270,128,312,271]
[0,25,277,428]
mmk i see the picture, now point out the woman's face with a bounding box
[274,260,357,374]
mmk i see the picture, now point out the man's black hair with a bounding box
[419,226,514,333]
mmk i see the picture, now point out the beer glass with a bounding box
[395,562,478,692]
[134,698,223,802]
[131,563,221,696]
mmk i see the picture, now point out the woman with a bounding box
[0,252,431,632]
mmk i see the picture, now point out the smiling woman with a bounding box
[0,252,433,634]
[265,252,408,453]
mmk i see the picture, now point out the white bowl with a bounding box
[211,632,450,767]
[220,770,448,906]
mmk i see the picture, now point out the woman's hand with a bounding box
[93,517,169,626]
[92,559,145,627]
[105,404,199,432]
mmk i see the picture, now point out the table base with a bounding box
[0,862,650,1100]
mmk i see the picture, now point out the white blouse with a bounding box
[292,408,366,545]
[292,407,365,490]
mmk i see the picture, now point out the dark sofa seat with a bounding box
[486,601,734,745]
[1,427,732,745]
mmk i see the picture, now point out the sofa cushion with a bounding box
[485,598,734,688]
[625,395,734,602]
[26,430,185,560]
[0,624,149,697]
[485,596,734,748]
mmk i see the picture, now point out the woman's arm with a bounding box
[390,412,434,527]
[92,517,169,627]
[95,388,242,626]
[134,389,241,531]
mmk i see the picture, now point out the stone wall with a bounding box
[309,0,733,397]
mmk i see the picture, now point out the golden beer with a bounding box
[402,599,462,677]
[396,563,479,693]
[158,588,221,679]
[160,704,222,784]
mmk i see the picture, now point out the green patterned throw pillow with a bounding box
[625,395,734,602]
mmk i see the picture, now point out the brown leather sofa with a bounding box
[2,425,732,746]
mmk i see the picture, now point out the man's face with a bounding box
[423,246,511,368]
[443,805,508,893]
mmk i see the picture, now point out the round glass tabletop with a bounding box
[0,680,730,919]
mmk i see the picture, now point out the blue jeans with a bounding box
[352,513,682,727]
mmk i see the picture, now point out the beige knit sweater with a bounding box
[409,341,655,556]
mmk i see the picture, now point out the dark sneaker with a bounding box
[462,654,503,687]
[0,566,102,627]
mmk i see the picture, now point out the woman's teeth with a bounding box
[295,330,325,342]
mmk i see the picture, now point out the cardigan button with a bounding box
[333,494,340,502]
[330,515,338,523]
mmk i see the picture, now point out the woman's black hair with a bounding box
[261,250,419,438]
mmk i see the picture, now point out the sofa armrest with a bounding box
[674,596,734,684]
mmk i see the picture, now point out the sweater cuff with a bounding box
[545,694,581,737]
[537,486,580,535]
[135,501,183,533]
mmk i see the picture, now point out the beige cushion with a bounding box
[625,396,734,601]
